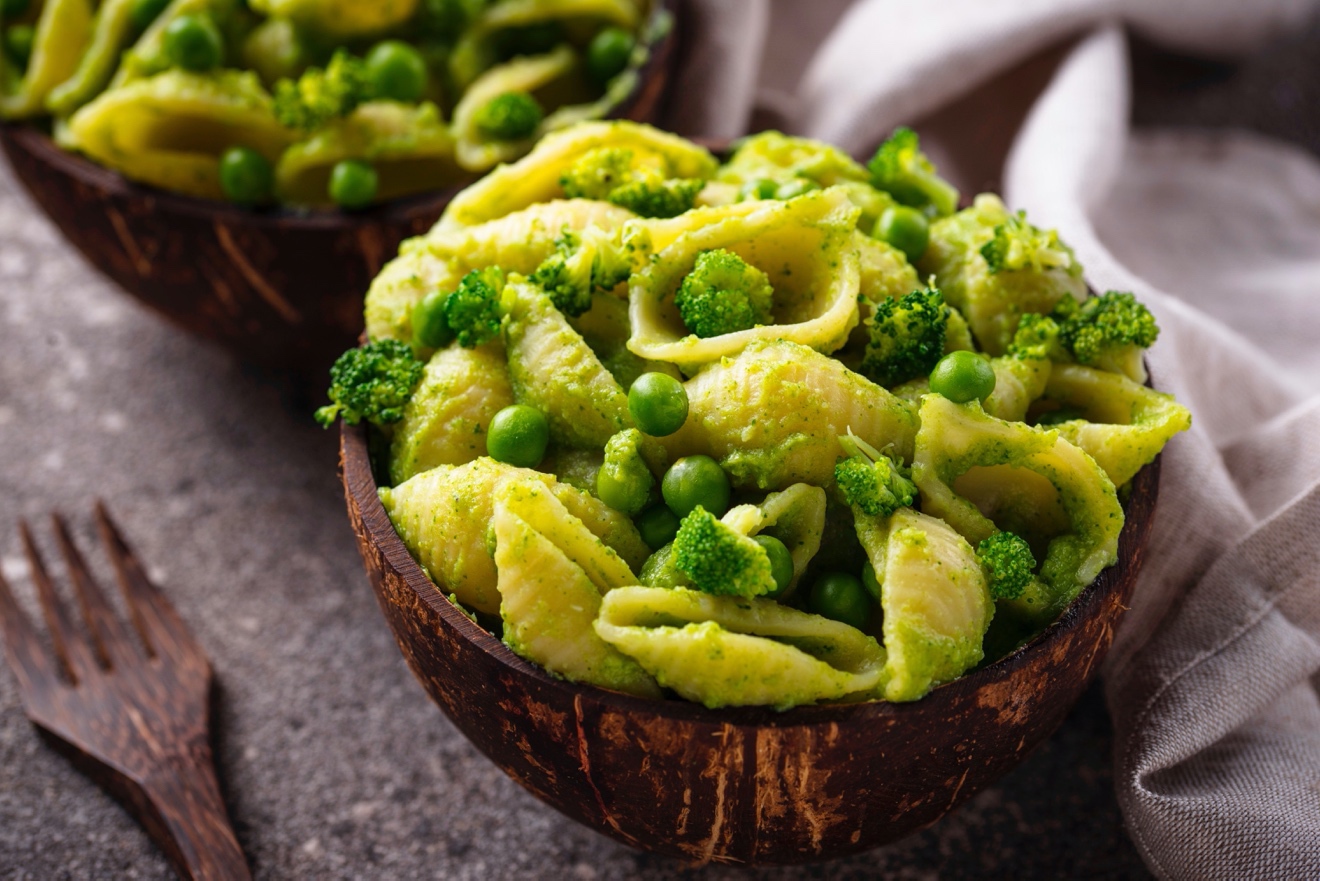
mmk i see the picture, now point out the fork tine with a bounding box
[20,521,97,684]
[51,513,139,669]
[0,565,61,697]
[93,502,200,661]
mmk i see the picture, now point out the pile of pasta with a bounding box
[0,0,659,205]
[367,121,1191,709]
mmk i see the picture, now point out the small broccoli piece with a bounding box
[608,177,705,218]
[858,286,949,387]
[530,227,635,318]
[273,50,371,131]
[976,532,1036,600]
[560,147,703,218]
[1007,313,1066,361]
[596,428,654,515]
[672,506,776,598]
[473,91,543,141]
[1057,290,1159,376]
[315,339,424,427]
[867,126,959,217]
[979,210,1076,275]
[443,267,506,347]
[833,431,916,518]
[673,249,773,339]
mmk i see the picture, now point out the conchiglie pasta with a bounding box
[439,120,717,230]
[276,101,462,207]
[983,355,1051,422]
[109,0,239,88]
[380,457,647,614]
[1039,364,1192,486]
[627,188,864,367]
[502,279,632,450]
[719,483,826,595]
[44,0,138,115]
[63,70,293,200]
[594,586,888,710]
[912,394,1122,621]
[451,46,585,173]
[492,478,660,698]
[661,339,919,490]
[389,343,515,485]
[0,0,94,118]
[855,508,994,702]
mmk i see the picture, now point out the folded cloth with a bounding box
[672,3,1320,877]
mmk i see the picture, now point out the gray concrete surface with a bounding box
[13,11,1318,874]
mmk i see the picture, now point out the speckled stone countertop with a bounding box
[2,18,1316,879]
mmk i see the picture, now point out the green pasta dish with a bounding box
[319,120,1191,710]
[0,0,667,207]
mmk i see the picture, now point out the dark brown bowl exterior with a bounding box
[0,3,678,376]
[339,422,1159,866]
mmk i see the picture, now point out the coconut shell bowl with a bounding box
[0,3,678,376]
[339,416,1161,866]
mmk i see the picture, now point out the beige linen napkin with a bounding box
[671,2,1320,877]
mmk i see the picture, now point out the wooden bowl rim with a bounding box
[340,418,1160,729]
[0,0,679,229]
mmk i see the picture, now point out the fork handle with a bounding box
[134,749,251,881]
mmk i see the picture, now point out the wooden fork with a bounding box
[0,503,250,881]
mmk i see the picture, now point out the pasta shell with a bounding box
[627,188,863,367]
[594,586,887,710]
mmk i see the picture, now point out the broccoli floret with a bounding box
[273,50,371,131]
[979,210,1076,275]
[1057,290,1159,376]
[473,91,543,141]
[858,286,949,387]
[833,431,916,518]
[608,177,705,218]
[314,339,424,427]
[1007,313,1066,361]
[867,126,959,217]
[560,147,703,218]
[596,428,654,515]
[530,227,635,318]
[976,532,1036,600]
[673,249,774,339]
[443,267,505,347]
[672,506,776,598]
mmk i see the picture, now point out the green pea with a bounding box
[755,535,794,598]
[635,505,680,551]
[412,289,454,349]
[486,404,549,468]
[328,159,379,209]
[129,0,171,31]
[739,178,779,201]
[585,26,634,85]
[661,455,730,519]
[365,40,428,103]
[163,13,224,72]
[473,91,542,141]
[807,572,871,630]
[929,350,996,404]
[597,465,650,516]
[861,561,882,602]
[628,372,687,437]
[217,147,272,206]
[3,24,33,68]
[1,0,30,19]
[874,204,929,263]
